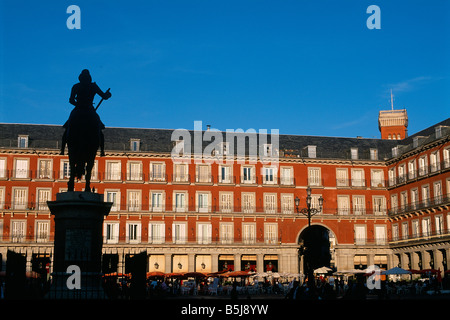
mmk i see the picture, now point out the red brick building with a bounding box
[0,114,448,278]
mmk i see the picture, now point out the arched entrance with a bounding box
[298,225,333,278]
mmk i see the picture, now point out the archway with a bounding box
[298,225,333,278]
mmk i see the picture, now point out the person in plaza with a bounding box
[60,69,111,156]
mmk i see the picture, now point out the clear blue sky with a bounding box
[0,0,449,138]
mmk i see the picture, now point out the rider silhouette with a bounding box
[60,69,111,156]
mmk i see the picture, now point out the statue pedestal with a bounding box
[46,192,112,299]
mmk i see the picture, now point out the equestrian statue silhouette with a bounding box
[61,69,111,192]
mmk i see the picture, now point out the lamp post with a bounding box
[294,187,323,226]
[295,186,323,293]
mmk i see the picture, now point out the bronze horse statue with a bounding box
[61,69,111,192]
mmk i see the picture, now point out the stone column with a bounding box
[46,192,112,299]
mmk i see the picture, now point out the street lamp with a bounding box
[295,186,323,226]
[295,186,324,294]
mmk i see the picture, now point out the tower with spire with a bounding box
[378,90,408,140]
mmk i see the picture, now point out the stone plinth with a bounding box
[46,192,112,299]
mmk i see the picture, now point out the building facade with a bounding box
[0,115,449,279]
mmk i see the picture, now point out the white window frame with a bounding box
[150,191,165,212]
[104,222,119,244]
[11,220,26,242]
[242,192,255,213]
[12,187,28,210]
[128,161,143,181]
[264,223,278,244]
[264,193,277,214]
[37,159,53,180]
[337,195,350,215]
[219,192,233,213]
[173,191,187,212]
[242,165,255,184]
[281,194,294,214]
[220,222,234,244]
[308,167,321,187]
[172,222,187,244]
[242,223,256,244]
[36,188,51,211]
[105,161,121,181]
[196,192,210,213]
[127,190,142,211]
[148,222,165,244]
[336,168,348,187]
[14,158,29,179]
[263,166,277,184]
[105,190,120,212]
[197,222,212,244]
[150,162,166,182]
[351,169,365,187]
[126,221,141,244]
[35,220,50,242]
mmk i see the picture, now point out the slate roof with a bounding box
[0,118,448,161]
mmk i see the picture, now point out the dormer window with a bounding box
[264,144,272,157]
[351,148,358,160]
[130,139,140,152]
[307,145,317,158]
[18,135,28,148]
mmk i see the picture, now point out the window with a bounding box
[11,220,26,242]
[435,215,443,235]
[127,190,141,211]
[128,162,143,181]
[418,156,428,176]
[388,168,396,186]
[0,158,6,179]
[14,159,29,179]
[354,225,366,245]
[197,192,209,212]
[174,192,187,212]
[60,160,70,179]
[196,164,211,183]
[400,191,408,211]
[150,162,166,182]
[150,191,164,212]
[18,135,28,148]
[337,196,350,215]
[126,222,141,243]
[410,189,418,209]
[422,185,430,207]
[172,222,186,244]
[353,195,365,215]
[220,192,233,213]
[422,218,431,237]
[336,168,348,187]
[264,193,277,214]
[351,148,358,160]
[308,168,321,186]
[220,223,233,244]
[375,226,386,245]
[263,166,276,184]
[242,223,256,244]
[401,222,409,240]
[242,166,255,184]
[130,139,140,151]
[38,159,52,179]
[408,160,416,179]
[106,161,121,181]
[370,149,378,160]
[149,223,165,244]
[106,190,120,211]
[412,220,419,238]
[307,146,316,158]
[173,163,189,182]
[219,165,232,183]
[373,196,386,215]
[263,144,272,157]
[433,181,442,204]
[264,224,278,244]
[280,167,293,185]
[0,188,4,209]
[392,224,399,241]
[444,148,450,169]
[104,222,119,243]
[13,187,28,210]
[197,223,212,244]
[242,193,255,213]
[390,194,398,213]
[37,188,51,210]
[371,169,384,187]
[311,195,323,213]
[351,169,364,187]
[281,194,294,214]
[398,164,406,183]
[35,221,50,242]
[430,151,440,172]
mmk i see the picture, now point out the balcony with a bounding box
[389,228,450,247]
[388,194,450,217]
